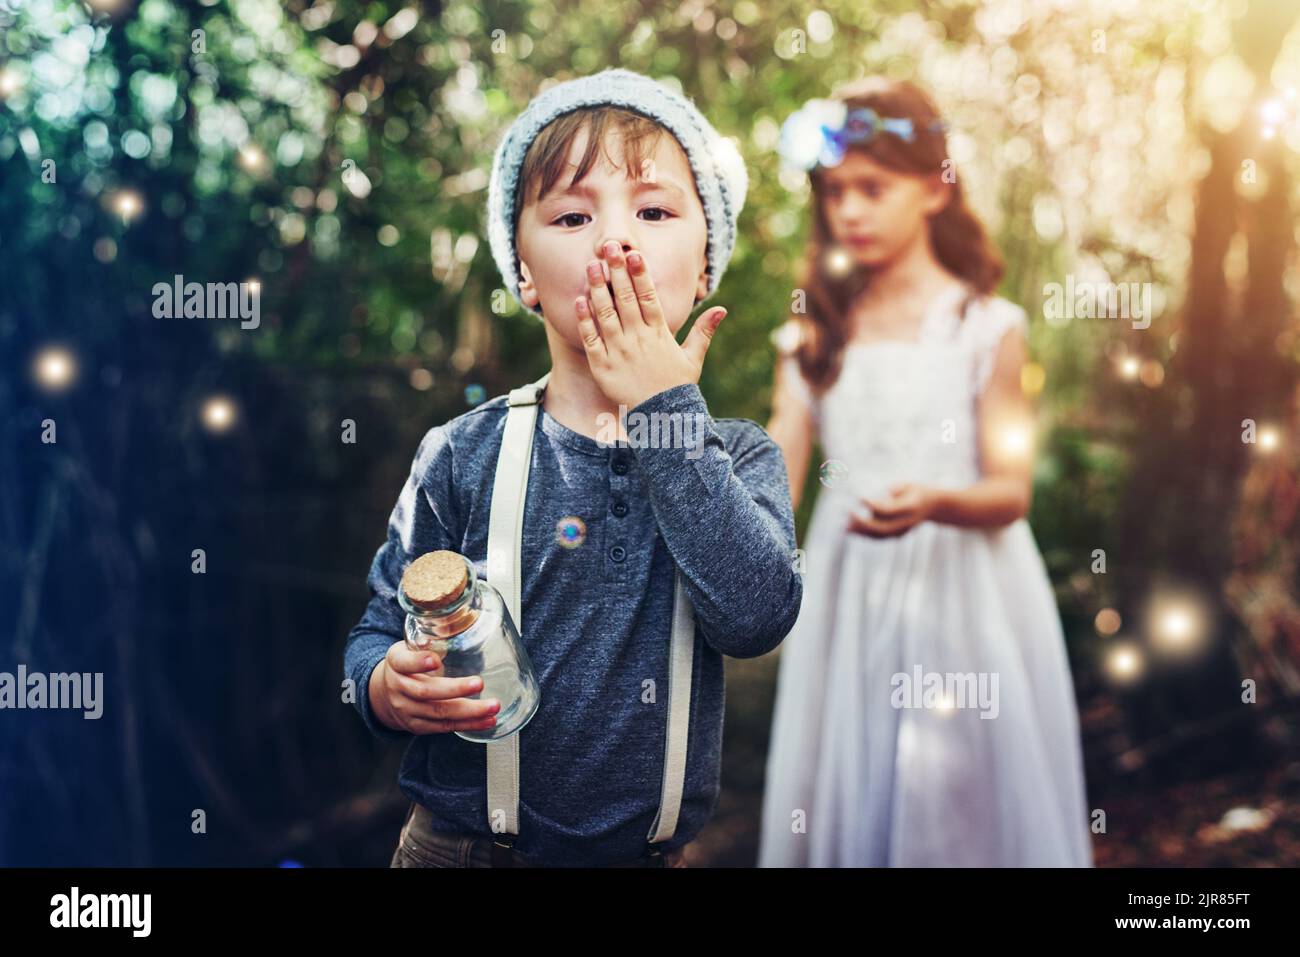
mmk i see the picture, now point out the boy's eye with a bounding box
[639,206,674,222]
[549,207,676,228]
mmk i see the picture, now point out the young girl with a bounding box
[758,78,1093,867]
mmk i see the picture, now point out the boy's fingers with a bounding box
[404,689,500,721]
[681,307,726,366]
[406,715,499,735]
[575,297,606,358]
[586,260,623,338]
[400,671,485,703]
[398,689,500,731]
[602,243,643,329]
[387,642,442,676]
[626,250,665,328]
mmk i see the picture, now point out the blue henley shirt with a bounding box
[343,381,803,865]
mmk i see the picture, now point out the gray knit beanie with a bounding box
[486,67,748,318]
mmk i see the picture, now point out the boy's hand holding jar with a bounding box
[369,644,500,736]
[370,549,539,739]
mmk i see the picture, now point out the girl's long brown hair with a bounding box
[788,77,1004,395]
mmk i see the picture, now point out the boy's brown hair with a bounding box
[512,106,689,233]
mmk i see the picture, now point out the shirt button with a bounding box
[611,500,628,518]
[609,545,626,562]
[612,457,629,475]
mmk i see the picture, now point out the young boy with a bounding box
[344,68,803,868]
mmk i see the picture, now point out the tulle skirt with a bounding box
[758,490,1094,867]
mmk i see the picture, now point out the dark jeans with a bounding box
[388,801,688,868]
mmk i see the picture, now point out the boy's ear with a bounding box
[694,255,710,304]
[518,259,540,309]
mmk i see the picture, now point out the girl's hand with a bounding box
[847,483,936,538]
[575,240,727,410]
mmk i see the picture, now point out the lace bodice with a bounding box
[772,285,1029,500]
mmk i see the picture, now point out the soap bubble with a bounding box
[555,516,586,549]
[819,459,849,488]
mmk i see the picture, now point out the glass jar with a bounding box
[398,550,540,743]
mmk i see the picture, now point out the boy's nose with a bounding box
[594,239,633,281]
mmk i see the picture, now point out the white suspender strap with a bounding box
[484,371,696,851]
[647,571,695,845]
[484,373,549,843]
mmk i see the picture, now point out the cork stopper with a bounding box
[400,551,470,611]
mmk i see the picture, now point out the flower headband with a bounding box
[777,98,946,172]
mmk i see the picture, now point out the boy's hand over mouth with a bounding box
[575,240,727,410]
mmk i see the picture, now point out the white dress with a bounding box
[758,284,1093,867]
